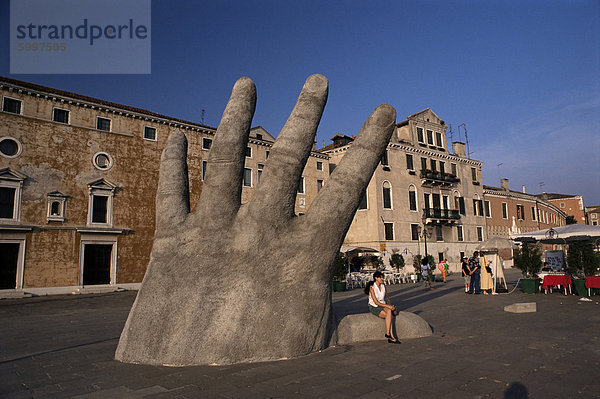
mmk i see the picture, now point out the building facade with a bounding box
[483,179,567,239]
[0,77,327,294]
[322,109,486,272]
[538,193,586,225]
[585,206,600,226]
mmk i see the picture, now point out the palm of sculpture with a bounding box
[115,75,396,365]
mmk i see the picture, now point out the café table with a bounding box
[585,276,600,296]
[541,274,572,295]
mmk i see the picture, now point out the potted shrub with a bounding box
[413,255,422,281]
[369,255,384,271]
[514,243,543,293]
[332,252,348,292]
[389,250,405,273]
[568,241,600,297]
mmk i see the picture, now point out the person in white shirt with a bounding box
[421,258,433,290]
[365,271,400,344]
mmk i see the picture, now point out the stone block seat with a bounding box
[332,312,432,345]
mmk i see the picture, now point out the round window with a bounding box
[0,137,22,158]
[93,152,113,170]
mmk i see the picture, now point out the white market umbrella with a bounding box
[510,224,600,244]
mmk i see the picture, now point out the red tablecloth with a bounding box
[542,275,572,290]
[585,276,600,289]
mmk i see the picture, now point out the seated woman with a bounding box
[364,271,400,344]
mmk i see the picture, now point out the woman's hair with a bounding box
[364,271,384,295]
[421,257,428,265]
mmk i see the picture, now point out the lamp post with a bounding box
[417,224,434,259]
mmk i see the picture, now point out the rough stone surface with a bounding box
[115,75,397,366]
[333,312,432,345]
[504,302,537,313]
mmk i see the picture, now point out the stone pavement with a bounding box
[1,269,599,398]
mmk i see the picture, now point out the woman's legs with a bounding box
[379,308,395,339]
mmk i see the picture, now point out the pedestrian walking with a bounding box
[438,258,449,283]
[421,258,433,290]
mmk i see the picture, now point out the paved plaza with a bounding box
[1,269,599,398]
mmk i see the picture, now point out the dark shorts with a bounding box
[368,305,385,316]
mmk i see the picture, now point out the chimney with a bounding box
[522,185,526,193]
[501,178,509,192]
[453,142,466,157]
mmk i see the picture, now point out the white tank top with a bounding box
[368,282,386,307]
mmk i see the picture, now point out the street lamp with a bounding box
[417,224,434,259]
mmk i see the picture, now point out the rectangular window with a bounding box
[257,164,264,182]
[202,138,212,150]
[451,163,457,175]
[417,127,424,142]
[265,150,270,159]
[202,161,207,180]
[317,179,323,193]
[517,204,525,220]
[531,206,536,221]
[457,225,463,242]
[358,190,368,210]
[256,133,263,140]
[456,197,465,215]
[502,202,508,219]
[485,200,491,217]
[427,130,433,145]
[432,193,441,209]
[477,226,483,242]
[0,187,16,219]
[424,193,430,210]
[384,223,394,241]
[421,157,428,171]
[91,195,108,223]
[406,154,414,170]
[430,159,437,172]
[435,132,442,147]
[143,126,156,141]
[436,225,443,242]
[409,190,417,211]
[411,224,419,241]
[96,117,111,131]
[316,161,323,171]
[381,150,389,166]
[243,168,252,187]
[246,147,252,158]
[439,161,445,174]
[52,108,69,124]
[297,176,305,194]
[471,167,477,181]
[2,97,21,114]
[442,195,449,210]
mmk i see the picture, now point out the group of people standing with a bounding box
[461,251,495,295]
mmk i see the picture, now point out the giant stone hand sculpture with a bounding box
[115,75,396,365]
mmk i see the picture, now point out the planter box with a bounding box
[520,278,540,294]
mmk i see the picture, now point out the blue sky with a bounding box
[1,0,599,204]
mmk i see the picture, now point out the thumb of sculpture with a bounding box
[115,75,396,366]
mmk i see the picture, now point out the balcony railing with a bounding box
[420,169,460,185]
[423,208,460,220]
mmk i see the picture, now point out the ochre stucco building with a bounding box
[0,77,327,294]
